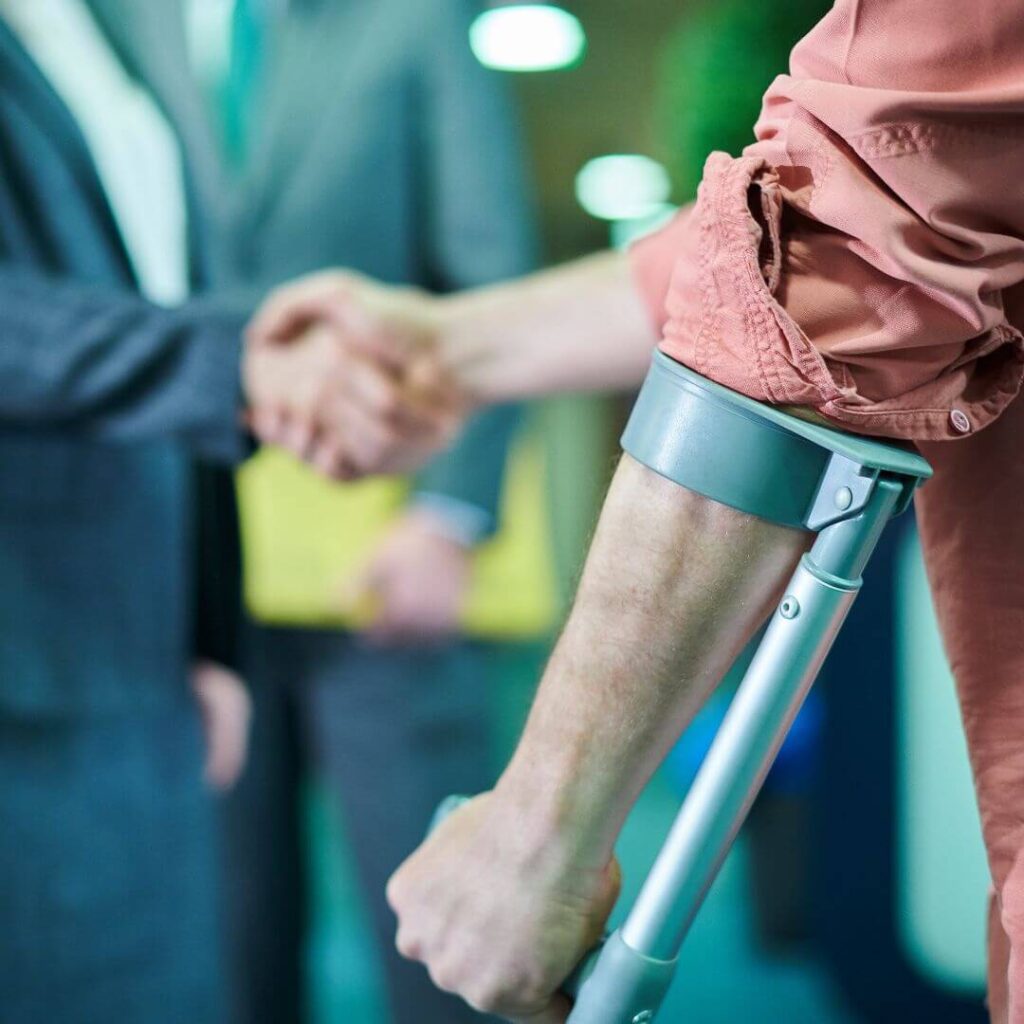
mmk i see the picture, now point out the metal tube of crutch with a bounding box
[566,481,901,1024]
[622,481,899,959]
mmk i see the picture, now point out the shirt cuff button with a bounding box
[950,408,972,434]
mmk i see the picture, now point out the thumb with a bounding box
[248,276,377,352]
[248,282,346,345]
[249,280,408,373]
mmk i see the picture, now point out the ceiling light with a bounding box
[470,4,586,73]
[575,154,672,222]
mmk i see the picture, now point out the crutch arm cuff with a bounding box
[622,351,932,531]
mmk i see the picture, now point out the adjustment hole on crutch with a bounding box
[779,596,800,620]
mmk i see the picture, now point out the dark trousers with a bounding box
[223,627,499,1024]
[0,703,225,1024]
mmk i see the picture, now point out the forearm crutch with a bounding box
[434,352,932,1024]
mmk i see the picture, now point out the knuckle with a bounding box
[347,452,371,477]
[394,926,420,961]
[461,978,512,1015]
[427,961,462,995]
[461,984,497,1014]
[385,874,405,911]
[361,434,388,465]
[518,976,554,1010]
[326,457,350,481]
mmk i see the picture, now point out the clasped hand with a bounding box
[243,271,464,479]
[386,791,620,1023]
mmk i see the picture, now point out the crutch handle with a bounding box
[425,795,605,1001]
[426,793,472,834]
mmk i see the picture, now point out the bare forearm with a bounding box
[496,454,808,867]
[438,251,656,403]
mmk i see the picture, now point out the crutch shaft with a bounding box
[621,554,857,958]
[567,481,902,1024]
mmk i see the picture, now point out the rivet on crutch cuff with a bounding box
[834,486,854,511]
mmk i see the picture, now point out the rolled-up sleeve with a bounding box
[631,0,1024,441]
[629,203,694,335]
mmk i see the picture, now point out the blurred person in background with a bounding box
[180,1,546,1022]
[0,0,254,1020]
[0,0,428,1019]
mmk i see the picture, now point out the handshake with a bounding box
[242,250,640,477]
[243,270,467,480]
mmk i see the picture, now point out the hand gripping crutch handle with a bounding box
[426,797,675,1021]
[423,356,933,1024]
[426,796,597,991]
[427,796,604,999]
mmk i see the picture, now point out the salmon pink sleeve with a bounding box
[631,0,1024,441]
[628,204,694,335]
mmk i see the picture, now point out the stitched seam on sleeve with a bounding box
[825,334,1024,420]
[726,160,787,402]
[850,121,1024,161]
[704,155,821,403]
[759,146,837,400]
[694,181,718,378]
[738,189,789,403]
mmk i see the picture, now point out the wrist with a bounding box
[495,717,625,872]
[403,502,479,551]
[435,290,511,405]
[409,495,490,548]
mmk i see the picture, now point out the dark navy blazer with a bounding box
[0,18,245,719]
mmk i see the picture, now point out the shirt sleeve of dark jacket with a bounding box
[0,266,248,463]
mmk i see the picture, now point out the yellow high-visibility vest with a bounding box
[238,432,559,639]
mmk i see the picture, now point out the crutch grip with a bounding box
[426,793,473,834]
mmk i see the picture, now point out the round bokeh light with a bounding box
[470,4,586,73]
[575,154,673,222]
